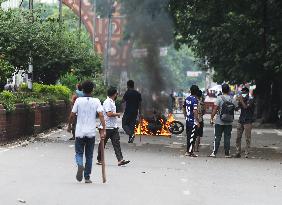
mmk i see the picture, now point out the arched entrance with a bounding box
[62,0,131,69]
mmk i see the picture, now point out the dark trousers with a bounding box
[97,128,123,162]
[122,114,137,137]
[75,137,95,180]
[186,124,197,153]
[213,124,232,155]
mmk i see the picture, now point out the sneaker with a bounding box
[189,153,198,157]
[184,152,189,156]
[245,154,249,158]
[233,153,241,158]
[128,135,135,143]
[85,179,92,183]
[209,152,216,158]
[76,165,84,182]
[225,155,232,158]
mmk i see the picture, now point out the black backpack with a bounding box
[220,96,235,122]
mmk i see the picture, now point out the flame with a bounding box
[135,114,175,137]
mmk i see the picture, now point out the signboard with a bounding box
[187,71,203,77]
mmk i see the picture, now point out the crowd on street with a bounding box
[66,79,255,183]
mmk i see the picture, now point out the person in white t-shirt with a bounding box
[67,80,106,183]
[97,87,130,166]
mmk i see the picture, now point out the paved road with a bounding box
[0,116,282,205]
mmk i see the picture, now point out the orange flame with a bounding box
[135,114,175,137]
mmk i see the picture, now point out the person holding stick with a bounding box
[67,80,106,183]
[97,87,130,166]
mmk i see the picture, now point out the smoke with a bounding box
[121,0,175,113]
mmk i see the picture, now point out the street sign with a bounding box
[187,71,202,77]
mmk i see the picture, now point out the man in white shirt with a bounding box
[67,80,106,183]
[97,87,130,166]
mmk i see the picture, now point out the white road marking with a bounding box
[180,162,186,165]
[183,190,191,195]
[180,178,188,183]
[68,145,74,148]
[274,129,282,136]
[0,148,10,153]
[256,131,263,135]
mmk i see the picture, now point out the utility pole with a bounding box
[79,0,82,40]
[28,0,34,90]
[92,0,97,50]
[58,0,63,27]
[104,0,115,85]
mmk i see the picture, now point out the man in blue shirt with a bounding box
[183,85,200,157]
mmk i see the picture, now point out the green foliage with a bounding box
[0,83,71,112]
[169,0,282,123]
[32,83,71,102]
[0,91,16,112]
[169,0,282,82]
[161,45,205,89]
[0,58,14,87]
[59,73,79,91]
[0,7,102,85]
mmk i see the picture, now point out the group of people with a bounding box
[184,83,255,158]
[66,79,255,183]
[67,80,141,183]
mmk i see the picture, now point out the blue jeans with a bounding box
[213,124,232,155]
[75,137,95,180]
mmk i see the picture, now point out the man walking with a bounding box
[234,87,255,158]
[195,89,206,152]
[122,80,142,143]
[97,87,130,166]
[210,84,236,158]
[67,80,106,183]
[183,85,200,157]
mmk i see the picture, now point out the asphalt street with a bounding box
[0,114,282,205]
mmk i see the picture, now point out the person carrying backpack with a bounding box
[210,84,237,158]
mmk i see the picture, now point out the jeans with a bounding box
[97,128,123,162]
[122,114,137,137]
[213,124,232,155]
[75,137,95,180]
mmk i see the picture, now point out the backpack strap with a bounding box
[221,95,232,103]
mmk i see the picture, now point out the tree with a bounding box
[169,0,282,123]
[0,7,102,85]
[0,58,14,89]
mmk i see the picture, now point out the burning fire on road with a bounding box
[135,113,184,137]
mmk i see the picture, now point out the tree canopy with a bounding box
[0,5,101,85]
[169,0,282,123]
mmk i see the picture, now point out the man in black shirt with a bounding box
[122,80,142,143]
[234,87,255,158]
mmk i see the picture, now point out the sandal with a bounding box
[96,161,102,165]
[118,160,130,166]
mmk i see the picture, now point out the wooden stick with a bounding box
[100,139,106,183]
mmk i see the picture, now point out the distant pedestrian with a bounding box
[210,84,236,158]
[67,80,106,183]
[4,80,15,92]
[122,80,142,143]
[233,87,255,158]
[168,93,176,114]
[183,85,200,157]
[69,83,84,140]
[195,89,206,152]
[97,87,130,166]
